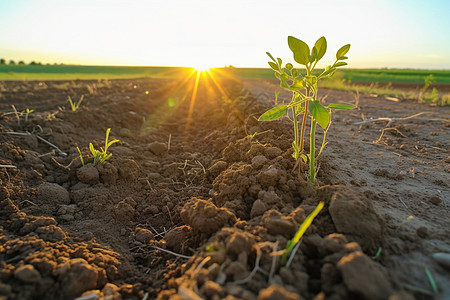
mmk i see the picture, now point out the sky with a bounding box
[0,0,449,69]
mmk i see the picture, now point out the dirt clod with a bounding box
[77,163,99,184]
[257,285,303,300]
[329,188,383,251]
[337,251,393,300]
[148,141,167,156]
[14,265,41,283]
[37,183,70,206]
[180,198,237,233]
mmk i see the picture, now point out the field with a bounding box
[0,68,449,299]
[2,64,449,105]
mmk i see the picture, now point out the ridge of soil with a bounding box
[0,75,449,300]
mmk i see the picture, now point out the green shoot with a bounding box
[24,108,34,123]
[68,95,84,111]
[371,247,382,260]
[425,268,438,294]
[89,128,119,165]
[281,201,324,264]
[77,146,85,166]
[259,36,356,183]
[247,129,273,139]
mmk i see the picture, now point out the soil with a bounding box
[0,73,449,300]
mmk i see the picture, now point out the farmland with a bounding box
[2,64,450,83]
[0,67,449,299]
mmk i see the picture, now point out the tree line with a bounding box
[0,59,60,65]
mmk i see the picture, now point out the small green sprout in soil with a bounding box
[24,108,34,123]
[77,146,85,166]
[68,95,84,111]
[10,105,34,125]
[425,268,438,294]
[281,201,324,264]
[259,36,356,183]
[89,128,119,165]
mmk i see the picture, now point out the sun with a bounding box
[193,63,212,72]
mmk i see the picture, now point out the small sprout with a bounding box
[425,268,438,294]
[281,201,324,264]
[24,108,34,123]
[89,128,119,165]
[247,129,273,139]
[77,146,85,166]
[371,247,382,260]
[68,95,84,111]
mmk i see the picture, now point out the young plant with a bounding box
[77,146,85,166]
[281,201,324,264]
[68,95,84,111]
[24,108,34,123]
[89,128,119,165]
[259,36,356,183]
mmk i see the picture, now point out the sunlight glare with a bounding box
[194,63,211,72]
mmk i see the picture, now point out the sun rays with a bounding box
[140,67,237,136]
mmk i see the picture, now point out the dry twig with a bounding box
[354,112,430,127]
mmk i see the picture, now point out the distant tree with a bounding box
[18,61,25,65]
[9,60,16,65]
[0,58,5,64]
[29,61,37,65]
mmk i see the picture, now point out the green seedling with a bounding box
[77,146,85,166]
[89,128,119,165]
[371,247,382,260]
[247,129,273,139]
[68,95,84,111]
[425,268,438,294]
[259,36,356,183]
[24,108,34,123]
[281,201,324,264]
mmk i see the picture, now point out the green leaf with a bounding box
[286,63,293,70]
[309,47,318,63]
[266,52,276,62]
[304,75,317,87]
[320,67,336,78]
[290,78,304,90]
[288,36,310,66]
[327,103,357,110]
[314,36,327,61]
[291,68,299,78]
[336,44,351,60]
[308,100,330,129]
[258,105,288,121]
[268,61,279,71]
[277,57,282,67]
[334,61,348,68]
[301,154,308,163]
[339,56,348,60]
[280,73,289,89]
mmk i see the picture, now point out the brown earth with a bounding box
[0,72,449,300]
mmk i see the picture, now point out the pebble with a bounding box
[251,155,268,169]
[416,226,429,239]
[148,141,167,155]
[250,199,267,218]
[432,253,450,269]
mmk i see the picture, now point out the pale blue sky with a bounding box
[0,0,449,69]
